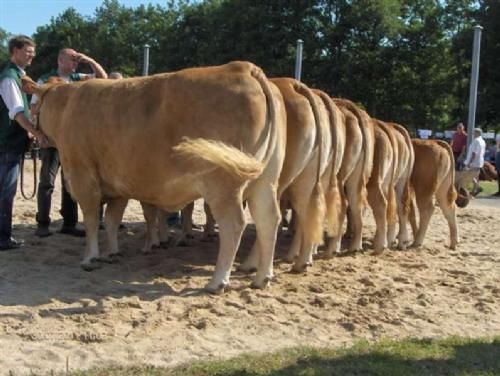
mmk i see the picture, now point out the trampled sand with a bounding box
[1,163,499,374]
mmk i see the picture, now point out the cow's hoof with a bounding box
[237,263,257,273]
[96,255,119,264]
[175,237,193,247]
[159,241,169,249]
[291,263,309,274]
[201,233,217,242]
[204,282,227,295]
[81,262,101,272]
[251,277,271,290]
[371,249,384,256]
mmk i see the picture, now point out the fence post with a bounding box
[294,39,304,81]
[142,44,150,76]
[466,25,483,151]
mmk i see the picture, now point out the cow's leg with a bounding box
[76,185,101,270]
[325,183,347,257]
[101,197,128,260]
[157,209,169,247]
[412,194,434,248]
[367,181,388,254]
[141,203,160,253]
[205,192,246,294]
[436,184,459,250]
[393,181,410,250]
[291,180,326,272]
[246,184,281,288]
[176,202,195,246]
[345,165,366,252]
[201,201,217,241]
[285,218,302,262]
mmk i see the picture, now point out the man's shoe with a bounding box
[0,238,24,251]
[59,226,86,237]
[35,226,53,238]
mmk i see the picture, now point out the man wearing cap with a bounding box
[464,127,486,196]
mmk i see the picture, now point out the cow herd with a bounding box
[22,61,459,294]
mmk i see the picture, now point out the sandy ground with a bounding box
[1,164,499,374]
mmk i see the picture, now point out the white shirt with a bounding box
[465,136,486,168]
[0,64,26,120]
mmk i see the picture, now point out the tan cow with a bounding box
[323,103,363,256]
[409,139,459,249]
[239,77,331,273]
[332,99,375,252]
[386,123,414,249]
[23,61,287,293]
[367,119,397,253]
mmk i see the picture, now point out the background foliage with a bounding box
[1,0,499,134]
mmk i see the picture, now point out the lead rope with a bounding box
[20,113,40,200]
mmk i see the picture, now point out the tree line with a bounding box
[1,0,499,135]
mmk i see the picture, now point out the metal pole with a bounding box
[466,25,483,150]
[142,44,150,76]
[294,39,304,81]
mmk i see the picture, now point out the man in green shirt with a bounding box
[31,48,107,238]
[0,35,48,250]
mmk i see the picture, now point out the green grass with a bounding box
[64,336,500,376]
[478,181,498,196]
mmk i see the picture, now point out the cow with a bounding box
[366,119,397,253]
[385,122,414,250]
[239,77,331,273]
[323,102,363,256]
[23,61,287,293]
[409,139,459,249]
[332,99,375,253]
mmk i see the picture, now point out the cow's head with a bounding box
[455,187,470,208]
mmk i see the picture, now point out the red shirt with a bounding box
[451,131,467,153]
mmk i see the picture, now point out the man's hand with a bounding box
[75,52,93,65]
[33,130,49,148]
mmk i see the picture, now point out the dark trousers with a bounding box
[496,152,500,191]
[0,151,21,243]
[453,151,463,171]
[36,147,78,227]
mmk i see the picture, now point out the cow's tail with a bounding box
[293,81,326,245]
[377,120,398,227]
[392,123,414,217]
[436,140,457,207]
[250,65,278,168]
[315,90,342,237]
[342,99,373,208]
[173,138,263,181]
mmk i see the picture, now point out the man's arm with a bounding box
[14,112,48,147]
[76,53,108,79]
[0,77,48,147]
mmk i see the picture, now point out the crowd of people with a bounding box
[0,35,120,250]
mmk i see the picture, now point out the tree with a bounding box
[0,27,10,68]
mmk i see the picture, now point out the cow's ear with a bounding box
[21,76,38,95]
